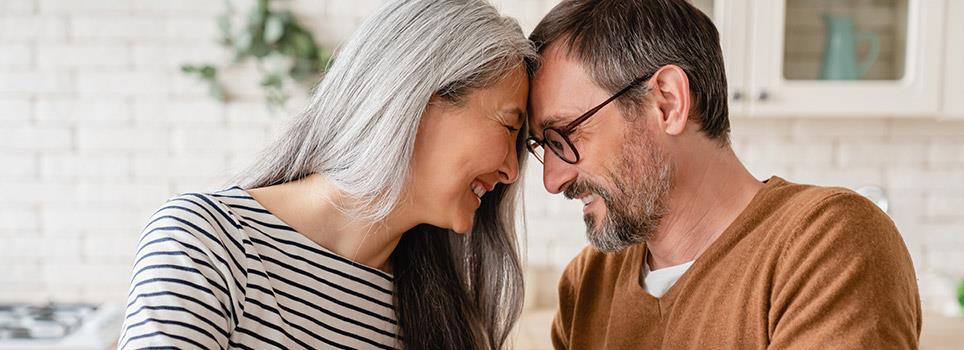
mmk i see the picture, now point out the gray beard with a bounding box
[564,129,672,253]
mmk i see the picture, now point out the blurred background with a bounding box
[0,0,962,349]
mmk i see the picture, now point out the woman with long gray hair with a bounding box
[118,0,535,349]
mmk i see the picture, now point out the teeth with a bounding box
[580,194,597,205]
[471,183,486,198]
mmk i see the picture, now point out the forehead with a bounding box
[471,66,529,102]
[528,46,608,132]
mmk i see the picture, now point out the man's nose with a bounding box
[542,151,577,194]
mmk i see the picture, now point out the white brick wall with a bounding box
[0,71,73,94]
[0,17,68,42]
[0,127,73,150]
[0,0,961,316]
[35,43,130,68]
[0,98,33,125]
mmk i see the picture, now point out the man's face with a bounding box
[528,47,673,252]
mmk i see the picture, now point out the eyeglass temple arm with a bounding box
[562,74,652,132]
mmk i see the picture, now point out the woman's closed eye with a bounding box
[498,110,524,135]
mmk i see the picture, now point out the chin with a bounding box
[448,211,476,234]
[450,218,473,234]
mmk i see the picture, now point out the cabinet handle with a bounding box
[757,90,769,102]
[732,90,743,101]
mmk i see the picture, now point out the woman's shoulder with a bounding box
[139,186,253,256]
[124,187,252,349]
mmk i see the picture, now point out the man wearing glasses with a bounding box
[525,0,921,349]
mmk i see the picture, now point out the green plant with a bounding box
[182,0,331,108]
[958,279,964,310]
[181,64,227,102]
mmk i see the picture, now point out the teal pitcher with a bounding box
[820,14,879,80]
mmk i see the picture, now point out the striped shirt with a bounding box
[119,186,401,350]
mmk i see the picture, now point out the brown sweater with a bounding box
[551,177,921,349]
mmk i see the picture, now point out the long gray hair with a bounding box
[239,0,535,348]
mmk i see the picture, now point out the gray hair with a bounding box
[240,0,535,348]
[242,0,534,220]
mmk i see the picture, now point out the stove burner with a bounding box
[0,303,98,340]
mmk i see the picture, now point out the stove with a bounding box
[0,303,122,350]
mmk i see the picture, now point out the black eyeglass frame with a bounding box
[526,72,654,164]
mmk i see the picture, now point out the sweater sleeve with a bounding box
[768,192,921,349]
[118,198,240,350]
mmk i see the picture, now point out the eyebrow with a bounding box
[533,114,571,137]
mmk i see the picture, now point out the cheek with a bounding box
[410,113,517,225]
[445,132,511,209]
[586,125,635,169]
[454,127,512,173]
[412,132,504,203]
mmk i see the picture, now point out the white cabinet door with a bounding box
[747,0,945,117]
[691,0,751,116]
[944,0,964,118]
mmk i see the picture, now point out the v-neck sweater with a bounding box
[550,177,921,349]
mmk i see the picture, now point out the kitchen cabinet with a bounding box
[744,0,945,117]
[691,0,752,116]
[944,0,964,118]
[629,0,954,118]
[692,0,952,118]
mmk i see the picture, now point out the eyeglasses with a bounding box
[526,72,654,164]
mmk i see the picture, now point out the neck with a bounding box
[247,174,418,273]
[646,142,764,270]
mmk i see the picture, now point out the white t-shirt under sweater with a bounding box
[642,257,695,298]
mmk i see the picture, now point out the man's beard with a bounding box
[564,128,672,253]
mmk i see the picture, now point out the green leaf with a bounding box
[181,63,227,102]
[260,72,284,88]
[210,83,228,102]
[235,30,253,57]
[958,279,964,309]
[276,11,295,26]
[199,65,217,79]
[289,32,314,57]
[289,59,315,83]
[250,0,268,24]
[264,14,285,44]
[249,41,271,58]
[216,14,232,42]
[265,86,288,108]
[181,0,327,107]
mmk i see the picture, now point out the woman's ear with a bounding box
[651,65,691,137]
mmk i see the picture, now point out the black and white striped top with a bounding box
[119,186,401,350]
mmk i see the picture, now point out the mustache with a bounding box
[563,179,613,203]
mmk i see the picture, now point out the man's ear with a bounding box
[651,65,691,137]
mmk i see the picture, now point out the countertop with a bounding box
[513,309,964,349]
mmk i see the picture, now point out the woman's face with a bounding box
[408,66,529,234]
